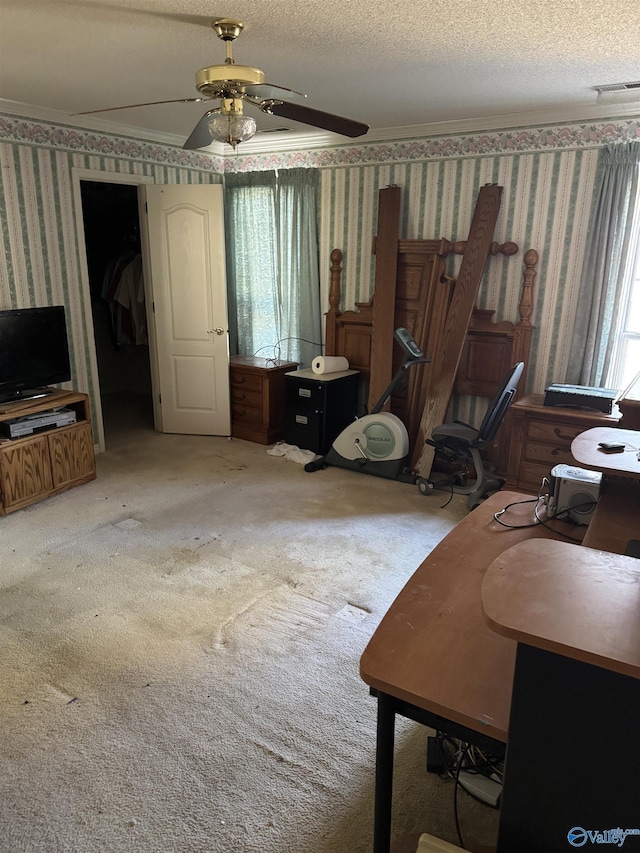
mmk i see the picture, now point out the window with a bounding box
[568,142,640,391]
[226,177,279,357]
[607,183,640,391]
[224,169,321,367]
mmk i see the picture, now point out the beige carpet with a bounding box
[0,399,499,852]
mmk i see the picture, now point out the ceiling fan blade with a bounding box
[262,102,369,138]
[75,98,208,116]
[63,2,213,29]
[243,83,307,102]
[182,110,219,150]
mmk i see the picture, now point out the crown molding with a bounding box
[2,97,640,159]
[240,102,640,153]
[222,101,640,156]
[0,98,212,151]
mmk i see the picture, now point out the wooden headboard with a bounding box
[455,248,538,397]
[324,243,538,472]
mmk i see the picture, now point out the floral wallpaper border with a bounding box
[0,113,222,172]
[2,109,640,174]
[231,117,640,171]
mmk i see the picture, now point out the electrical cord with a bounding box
[434,733,503,786]
[431,732,503,850]
[453,743,470,849]
[428,477,455,508]
[492,491,589,543]
[429,445,471,508]
[251,336,325,363]
[532,500,595,541]
[492,496,541,528]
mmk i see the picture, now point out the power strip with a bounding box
[458,770,502,807]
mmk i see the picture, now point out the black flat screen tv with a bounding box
[0,305,71,404]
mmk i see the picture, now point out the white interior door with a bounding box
[143,184,230,435]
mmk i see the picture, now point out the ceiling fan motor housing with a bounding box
[195,64,265,97]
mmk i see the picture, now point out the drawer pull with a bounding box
[232,376,246,385]
[235,408,246,417]
[551,447,564,456]
[233,392,246,401]
[553,427,574,441]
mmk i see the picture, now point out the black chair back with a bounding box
[476,362,524,446]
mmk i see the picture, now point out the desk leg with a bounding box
[373,692,395,853]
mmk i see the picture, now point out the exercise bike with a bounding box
[304,328,430,481]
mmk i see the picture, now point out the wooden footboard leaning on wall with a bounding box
[455,247,537,399]
[323,245,538,476]
[454,248,538,475]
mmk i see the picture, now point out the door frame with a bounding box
[71,168,155,453]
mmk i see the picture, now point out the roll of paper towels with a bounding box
[311,355,350,375]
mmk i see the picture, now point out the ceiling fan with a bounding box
[77,18,369,150]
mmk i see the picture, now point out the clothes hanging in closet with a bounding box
[102,252,148,346]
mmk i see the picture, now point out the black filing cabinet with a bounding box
[285,369,359,454]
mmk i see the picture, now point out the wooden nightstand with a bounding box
[229,356,298,445]
[505,393,620,493]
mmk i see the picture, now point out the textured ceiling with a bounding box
[1,0,640,147]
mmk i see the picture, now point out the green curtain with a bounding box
[224,168,321,367]
[567,141,640,386]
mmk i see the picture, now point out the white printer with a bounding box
[547,463,602,525]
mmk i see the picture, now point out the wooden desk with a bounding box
[482,429,640,851]
[483,539,640,852]
[362,426,639,853]
[570,426,640,554]
[359,491,582,853]
[571,426,640,480]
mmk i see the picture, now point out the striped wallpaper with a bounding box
[315,152,605,428]
[1,108,639,442]
[317,148,599,399]
[232,116,640,423]
[0,115,222,449]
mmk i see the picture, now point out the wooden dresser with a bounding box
[229,356,298,445]
[618,395,640,429]
[0,389,96,514]
[505,393,620,493]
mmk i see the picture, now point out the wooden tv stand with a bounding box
[0,389,96,515]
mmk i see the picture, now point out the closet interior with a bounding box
[80,180,154,440]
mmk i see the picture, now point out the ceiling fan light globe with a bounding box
[208,114,257,149]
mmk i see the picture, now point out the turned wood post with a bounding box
[518,249,538,327]
[328,248,343,316]
[325,248,343,356]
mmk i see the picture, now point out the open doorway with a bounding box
[79,180,154,444]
